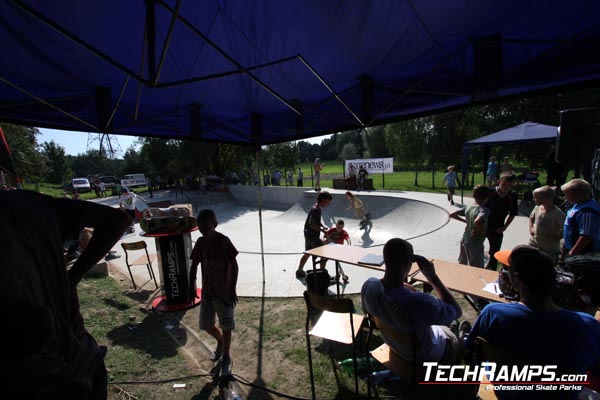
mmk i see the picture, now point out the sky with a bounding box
[37,128,330,156]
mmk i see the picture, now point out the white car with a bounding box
[72,177,91,192]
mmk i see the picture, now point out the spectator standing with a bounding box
[190,209,239,378]
[500,156,513,174]
[442,165,460,205]
[357,165,368,191]
[297,168,303,187]
[99,181,106,198]
[313,158,324,191]
[528,186,565,262]
[562,179,600,256]
[485,172,518,270]
[346,164,357,189]
[450,185,490,268]
[486,156,499,186]
[0,190,131,399]
[146,177,153,198]
[287,170,294,186]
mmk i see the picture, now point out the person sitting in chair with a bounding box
[467,245,600,399]
[361,238,469,363]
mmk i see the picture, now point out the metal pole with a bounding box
[255,149,266,283]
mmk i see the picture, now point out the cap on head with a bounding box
[122,186,129,192]
[495,245,555,289]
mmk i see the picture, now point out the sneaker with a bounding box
[221,355,232,377]
[295,269,306,278]
[211,342,223,362]
[105,253,121,261]
[458,320,472,342]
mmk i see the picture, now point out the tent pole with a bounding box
[255,148,266,283]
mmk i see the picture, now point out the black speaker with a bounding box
[556,108,598,163]
[473,33,503,90]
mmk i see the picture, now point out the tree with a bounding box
[0,123,47,182]
[340,142,357,160]
[41,140,70,183]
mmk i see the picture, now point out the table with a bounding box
[304,244,506,310]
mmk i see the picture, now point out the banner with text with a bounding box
[345,158,394,175]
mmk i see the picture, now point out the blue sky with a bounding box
[38,128,329,156]
[37,128,140,156]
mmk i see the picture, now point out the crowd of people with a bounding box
[4,155,600,399]
[294,173,600,398]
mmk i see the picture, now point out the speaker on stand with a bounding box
[555,108,598,182]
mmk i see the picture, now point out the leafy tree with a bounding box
[297,140,320,163]
[340,142,357,160]
[0,123,47,183]
[364,125,389,158]
[41,140,71,183]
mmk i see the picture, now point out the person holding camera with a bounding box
[361,238,469,363]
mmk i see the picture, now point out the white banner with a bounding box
[345,158,394,174]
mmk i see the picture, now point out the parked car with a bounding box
[100,175,117,188]
[72,177,91,192]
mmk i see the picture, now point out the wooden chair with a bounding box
[473,336,523,400]
[121,241,158,290]
[303,291,364,400]
[366,313,422,394]
[367,314,478,400]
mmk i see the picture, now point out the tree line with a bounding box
[2,87,599,186]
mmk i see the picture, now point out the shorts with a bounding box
[447,186,456,195]
[199,296,235,331]
[304,234,322,251]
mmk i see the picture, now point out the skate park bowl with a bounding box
[213,188,450,297]
[104,187,454,297]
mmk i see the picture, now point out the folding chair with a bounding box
[121,241,158,290]
[366,313,421,395]
[303,291,364,400]
[474,336,525,400]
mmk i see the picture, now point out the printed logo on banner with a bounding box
[345,158,394,174]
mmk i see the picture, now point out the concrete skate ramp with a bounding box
[225,191,449,253]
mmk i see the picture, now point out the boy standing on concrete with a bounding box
[450,185,490,268]
[190,209,239,378]
[296,191,332,278]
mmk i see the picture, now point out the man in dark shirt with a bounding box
[295,191,333,278]
[0,190,131,399]
[485,173,518,270]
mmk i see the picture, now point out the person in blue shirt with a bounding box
[486,156,499,186]
[467,245,600,399]
[561,179,600,256]
[442,165,461,205]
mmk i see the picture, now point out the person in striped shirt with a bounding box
[190,209,239,378]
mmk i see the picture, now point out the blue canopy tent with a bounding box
[0,1,600,145]
[460,122,558,201]
[1,1,600,282]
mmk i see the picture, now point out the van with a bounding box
[72,177,91,192]
[121,173,146,188]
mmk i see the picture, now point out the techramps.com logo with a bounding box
[420,362,588,392]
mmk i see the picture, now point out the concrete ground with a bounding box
[95,186,532,298]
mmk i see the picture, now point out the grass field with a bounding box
[80,272,479,400]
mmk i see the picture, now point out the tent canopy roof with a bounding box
[463,122,558,149]
[1,1,600,145]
